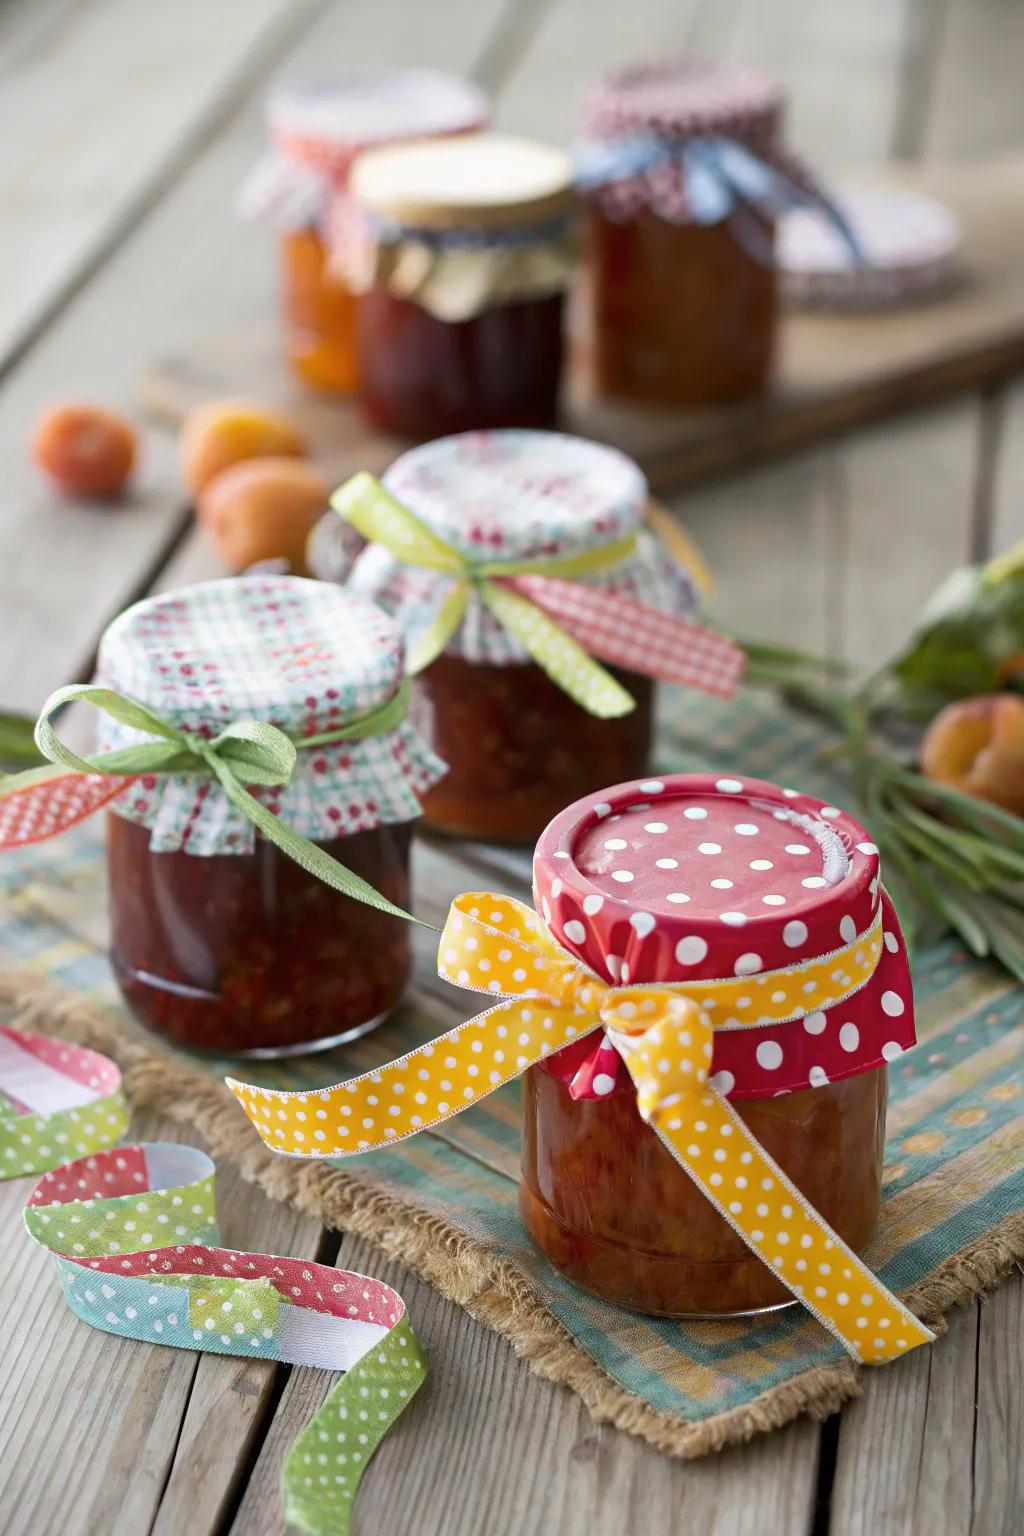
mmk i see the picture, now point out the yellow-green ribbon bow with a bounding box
[332,473,639,718]
[0,680,425,924]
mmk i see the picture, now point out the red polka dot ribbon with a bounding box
[229,893,934,1364]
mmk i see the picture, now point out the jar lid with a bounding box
[533,772,916,1099]
[582,58,784,142]
[98,575,404,736]
[381,429,648,561]
[95,576,446,856]
[780,186,961,309]
[350,133,574,230]
[267,70,489,174]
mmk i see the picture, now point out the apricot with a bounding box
[180,399,307,497]
[197,457,329,572]
[32,403,137,498]
[921,693,1024,815]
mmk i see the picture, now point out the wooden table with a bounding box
[1,2,1022,1533]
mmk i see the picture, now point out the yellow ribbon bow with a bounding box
[229,893,934,1364]
[332,473,642,718]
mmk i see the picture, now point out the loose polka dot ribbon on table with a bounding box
[228,893,934,1365]
[22,1140,426,1536]
[0,1025,128,1178]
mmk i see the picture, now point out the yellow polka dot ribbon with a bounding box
[228,894,934,1364]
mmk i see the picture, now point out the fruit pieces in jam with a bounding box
[107,812,412,1055]
[521,1061,886,1315]
[412,654,652,843]
[585,209,777,407]
[355,289,564,439]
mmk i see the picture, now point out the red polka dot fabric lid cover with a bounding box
[533,773,916,1102]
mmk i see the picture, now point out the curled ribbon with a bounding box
[332,474,744,717]
[0,1025,128,1177]
[229,893,934,1365]
[0,680,426,924]
[22,1140,425,1536]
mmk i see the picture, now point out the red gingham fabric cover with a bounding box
[533,772,916,1102]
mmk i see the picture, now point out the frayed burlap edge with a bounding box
[4,964,1022,1459]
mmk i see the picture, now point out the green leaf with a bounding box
[0,710,46,771]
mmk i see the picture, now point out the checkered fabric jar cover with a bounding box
[95,576,446,855]
[348,430,700,666]
[238,71,489,234]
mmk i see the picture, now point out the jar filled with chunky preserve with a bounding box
[575,60,795,407]
[522,772,917,1316]
[343,135,577,437]
[96,576,445,1055]
[347,430,711,843]
[239,71,488,393]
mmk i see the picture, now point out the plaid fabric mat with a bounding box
[3,689,1022,1430]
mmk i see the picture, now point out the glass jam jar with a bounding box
[239,72,488,393]
[348,429,701,843]
[344,134,576,437]
[523,772,918,1316]
[575,59,786,407]
[95,575,445,1056]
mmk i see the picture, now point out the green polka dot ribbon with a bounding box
[332,473,638,717]
[0,1025,128,1179]
[23,1138,426,1535]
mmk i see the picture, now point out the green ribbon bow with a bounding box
[1,679,425,924]
[332,473,639,718]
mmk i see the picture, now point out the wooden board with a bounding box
[141,155,1024,495]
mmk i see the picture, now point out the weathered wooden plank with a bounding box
[231,1236,821,1536]
[0,0,507,714]
[828,1301,979,1535]
[971,1272,1024,1536]
[0,0,323,377]
[0,1114,322,1536]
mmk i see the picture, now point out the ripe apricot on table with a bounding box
[180,399,307,497]
[32,403,137,498]
[197,457,329,572]
[921,693,1024,816]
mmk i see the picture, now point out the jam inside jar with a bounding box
[356,288,564,439]
[520,1063,886,1316]
[108,813,412,1056]
[413,654,652,843]
[281,228,359,394]
[585,208,777,407]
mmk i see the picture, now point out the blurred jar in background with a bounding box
[238,71,488,394]
[342,134,577,438]
[574,59,790,408]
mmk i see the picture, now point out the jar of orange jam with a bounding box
[574,60,790,407]
[344,135,577,437]
[95,576,445,1056]
[523,772,917,1316]
[348,430,703,843]
[239,72,488,393]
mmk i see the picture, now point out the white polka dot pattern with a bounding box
[230,891,932,1363]
[0,1026,128,1176]
[24,1140,426,1536]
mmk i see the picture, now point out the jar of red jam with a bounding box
[95,575,445,1056]
[344,135,576,436]
[348,430,702,843]
[575,60,790,407]
[239,71,488,393]
[523,772,917,1316]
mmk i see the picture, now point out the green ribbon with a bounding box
[332,473,639,718]
[1,680,426,925]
